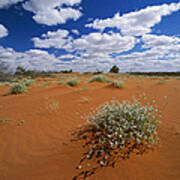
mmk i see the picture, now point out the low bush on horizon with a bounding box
[60,69,73,74]
[111,80,124,89]
[73,97,163,179]
[67,78,80,87]
[83,72,92,75]
[10,83,27,94]
[89,75,111,83]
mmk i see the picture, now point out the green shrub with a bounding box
[157,80,166,84]
[10,83,27,94]
[73,98,162,179]
[67,78,80,86]
[89,75,110,83]
[149,76,160,79]
[0,118,11,123]
[58,80,64,85]
[21,79,35,86]
[45,78,50,82]
[83,72,92,75]
[12,78,20,83]
[111,80,124,88]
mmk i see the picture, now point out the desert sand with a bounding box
[0,74,180,180]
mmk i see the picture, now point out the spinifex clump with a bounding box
[73,98,162,180]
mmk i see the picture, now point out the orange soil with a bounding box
[0,75,180,180]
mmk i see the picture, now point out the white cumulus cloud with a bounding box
[0,0,24,8]
[71,29,79,35]
[86,2,180,36]
[32,30,137,59]
[142,34,180,49]
[23,0,83,26]
[0,24,8,38]
[32,29,72,49]
[72,32,137,54]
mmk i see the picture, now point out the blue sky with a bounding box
[0,0,180,72]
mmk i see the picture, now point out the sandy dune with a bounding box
[0,75,180,180]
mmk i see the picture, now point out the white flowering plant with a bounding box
[72,97,164,180]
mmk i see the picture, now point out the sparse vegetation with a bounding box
[45,78,50,82]
[10,83,27,94]
[58,80,64,85]
[93,69,103,75]
[0,118,11,123]
[15,66,56,78]
[38,84,47,88]
[67,78,80,86]
[149,76,160,80]
[157,80,166,84]
[60,69,73,74]
[77,86,90,91]
[73,97,162,179]
[111,80,124,89]
[78,96,91,103]
[44,96,60,112]
[46,82,53,85]
[17,120,25,126]
[21,79,35,86]
[83,72,92,75]
[89,75,110,83]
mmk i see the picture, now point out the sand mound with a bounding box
[0,77,180,180]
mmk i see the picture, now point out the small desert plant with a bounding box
[0,118,11,123]
[157,80,166,85]
[17,120,25,126]
[10,83,27,94]
[38,84,47,88]
[73,98,162,179]
[67,78,80,86]
[77,86,90,91]
[111,80,124,89]
[46,82,53,85]
[44,96,60,112]
[83,72,92,75]
[89,75,110,83]
[149,76,160,80]
[21,79,35,86]
[45,78,50,82]
[58,80,64,85]
[12,78,20,83]
[0,82,6,86]
[78,96,91,104]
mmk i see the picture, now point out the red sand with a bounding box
[0,76,180,180]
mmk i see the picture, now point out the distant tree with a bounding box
[109,65,119,73]
[93,69,103,75]
[15,66,26,75]
[60,69,73,73]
